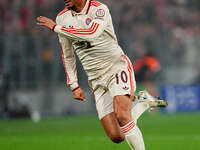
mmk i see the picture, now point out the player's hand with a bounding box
[36,16,56,30]
[72,87,86,101]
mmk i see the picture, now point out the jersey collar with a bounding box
[71,0,91,16]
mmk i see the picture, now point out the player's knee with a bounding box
[115,111,131,126]
[109,133,125,143]
[110,137,124,143]
[113,95,132,125]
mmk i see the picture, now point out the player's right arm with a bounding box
[37,16,86,101]
[58,34,86,101]
[58,34,78,89]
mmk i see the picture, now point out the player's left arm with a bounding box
[37,5,110,41]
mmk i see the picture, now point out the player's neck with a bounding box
[74,0,87,13]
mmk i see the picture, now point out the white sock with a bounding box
[121,121,145,150]
[131,101,149,123]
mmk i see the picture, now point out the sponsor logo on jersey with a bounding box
[85,18,92,25]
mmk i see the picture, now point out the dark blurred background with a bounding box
[0,0,200,120]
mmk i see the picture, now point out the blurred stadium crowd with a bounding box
[0,0,200,117]
[1,0,200,87]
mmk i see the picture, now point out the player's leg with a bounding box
[90,82,125,143]
[113,95,132,126]
[100,112,125,143]
[105,54,145,149]
[100,107,145,150]
[131,101,149,123]
[99,94,145,147]
[114,95,145,150]
[94,85,146,149]
[117,54,145,123]
[120,55,167,123]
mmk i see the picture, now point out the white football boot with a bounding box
[137,90,168,108]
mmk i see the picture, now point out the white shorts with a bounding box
[89,54,136,120]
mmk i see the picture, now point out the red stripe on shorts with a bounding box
[121,55,134,96]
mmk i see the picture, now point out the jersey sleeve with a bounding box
[54,4,110,41]
[58,34,79,90]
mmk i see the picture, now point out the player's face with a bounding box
[64,0,78,9]
[64,0,73,8]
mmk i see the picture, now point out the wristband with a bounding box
[52,24,57,32]
[72,86,80,92]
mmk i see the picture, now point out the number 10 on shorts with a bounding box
[115,70,128,84]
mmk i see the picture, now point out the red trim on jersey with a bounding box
[67,23,98,34]
[90,0,101,7]
[62,22,95,32]
[61,23,100,35]
[89,87,96,100]
[61,23,95,32]
[90,3,101,7]
[85,0,92,14]
[91,0,102,6]
[90,3,99,7]
[58,8,69,16]
[72,86,80,92]
[121,55,134,96]
[59,42,70,86]
[52,24,57,32]
[94,0,102,5]
[68,24,99,35]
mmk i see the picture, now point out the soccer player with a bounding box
[37,0,167,149]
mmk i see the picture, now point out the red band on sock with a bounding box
[121,121,135,133]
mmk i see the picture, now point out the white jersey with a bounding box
[54,0,125,90]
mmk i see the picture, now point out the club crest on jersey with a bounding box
[96,9,105,17]
[85,18,92,25]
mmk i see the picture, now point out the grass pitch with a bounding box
[0,112,200,150]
